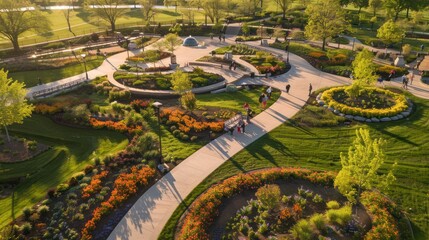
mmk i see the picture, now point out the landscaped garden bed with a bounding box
[213,44,257,55]
[126,49,172,62]
[240,51,290,76]
[113,68,224,90]
[319,86,411,121]
[0,136,49,163]
[176,168,406,240]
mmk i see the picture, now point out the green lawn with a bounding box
[160,92,429,240]
[0,115,128,229]
[0,8,207,50]
[8,56,105,87]
[197,86,281,115]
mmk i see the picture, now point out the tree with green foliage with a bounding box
[383,0,409,21]
[346,49,377,99]
[334,128,396,204]
[352,0,369,14]
[274,0,290,19]
[304,0,349,51]
[180,91,197,111]
[85,0,128,32]
[241,23,250,37]
[140,0,156,22]
[0,70,34,142]
[256,184,281,211]
[171,70,192,94]
[0,0,51,52]
[376,19,405,45]
[161,33,183,54]
[352,49,377,85]
[368,0,383,16]
[202,0,225,23]
[169,24,182,35]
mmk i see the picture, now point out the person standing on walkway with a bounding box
[240,119,246,133]
[266,86,272,99]
[409,72,414,85]
[258,93,264,108]
[402,74,407,89]
[286,84,291,93]
[219,35,222,42]
[262,94,268,109]
[309,83,313,96]
[246,107,252,124]
[223,35,226,42]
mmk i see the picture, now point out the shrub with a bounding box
[22,207,32,219]
[312,194,324,203]
[290,219,313,240]
[84,165,94,175]
[326,205,352,226]
[47,188,56,198]
[256,184,281,210]
[310,213,326,232]
[42,41,65,50]
[56,184,69,193]
[37,205,49,217]
[20,222,32,235]
[326,200,340,209]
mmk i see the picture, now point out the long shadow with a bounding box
[75,10,92,24]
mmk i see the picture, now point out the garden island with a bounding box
[0,0,428,240]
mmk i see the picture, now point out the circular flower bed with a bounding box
[177,168,406,240]
[320,87,410,119]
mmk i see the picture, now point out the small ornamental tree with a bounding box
[376,20,405,46]
[162,33,183,55]
[171,70,196,111]
[346,49,377,99]
[180,91,197,111]
[256,184,281,211]
[0,70,34,142]
[334,128,396,204]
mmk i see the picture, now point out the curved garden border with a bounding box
[107,70,228,97]
[176,167,405,240]
[317,87,413,123]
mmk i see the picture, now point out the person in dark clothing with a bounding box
[246,108,252,123]
[229,126,234,135]
[309,83,313,96]
[286,84,291,93]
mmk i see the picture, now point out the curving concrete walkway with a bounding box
[107,39,429,240]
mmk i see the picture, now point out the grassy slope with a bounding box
[0,115,128,229]
[8,57,105,87]
[0,8,206,49]
[160,93,429,240]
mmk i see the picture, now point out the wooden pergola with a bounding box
[418,55,429,72]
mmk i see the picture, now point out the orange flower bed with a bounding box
[82,171,109,199]
[89,118,142,134]
[361,191,400,240]
[81,166,155,240]
[162,109,224,133]
[177,168,336,240]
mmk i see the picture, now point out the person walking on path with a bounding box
[219,35,222,42]
[409,72,414,85]
[308,83,313,96]
[286,84,291,93]
[222,35,226,42]
[246,107,252,123]
[266,86,272,99]
[262,94,268,109]
[240,119,246,133]
[402,75,408,89]
[258,93,264,108]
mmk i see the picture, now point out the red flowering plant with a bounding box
[81,166,155,240]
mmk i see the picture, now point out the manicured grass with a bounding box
[8,57,105,88]
[0,115,128,229]
[160,92,429,240]
[197,86,281,115]
[0,8,206,49]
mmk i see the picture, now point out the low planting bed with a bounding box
[240,51,289,76]
[114,68,224,90]
[319,87,411,122]
[176,168,407,240]
[213,44,257,55]
[126,50,172,63]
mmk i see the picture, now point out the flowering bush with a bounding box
[177,168,336,240]
[162,109,224,134]
[130,99,150,111]
[361,191,400,240]
[321,87,409,118]
[89,118,142,134]
[81,166,155,240]
[82,171,109,199]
